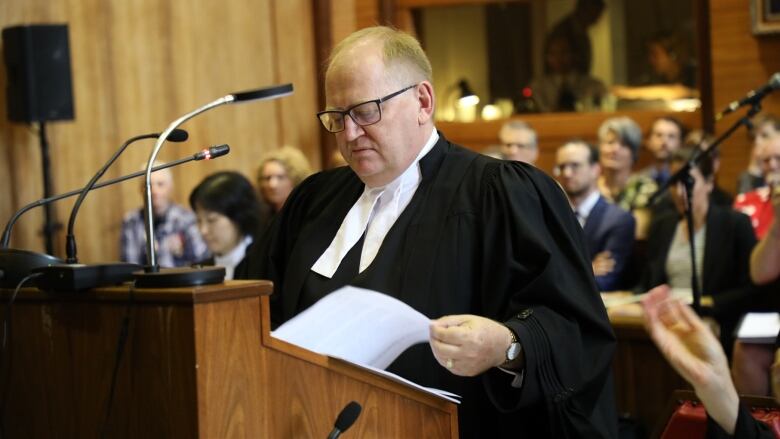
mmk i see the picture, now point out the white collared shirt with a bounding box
[573,190,600,227]
[214,235,253,280]
[311,130,439,278]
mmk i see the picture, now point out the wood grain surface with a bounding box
[0,0,320,263]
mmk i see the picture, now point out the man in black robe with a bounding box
[239,26,618,438]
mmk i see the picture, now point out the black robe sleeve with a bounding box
[236,171,322,327]
[477,162,618,437]
[705,403,776,439]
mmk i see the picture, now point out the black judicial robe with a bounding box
[238,134,618,438]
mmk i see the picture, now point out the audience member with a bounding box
[736,114,780,194]
[120,167,208,267]
[256,145,313,218]
[639,32,697,88]
[239,26,617,437]
[554,140,635,291]
[546,0,605,76]
[596,116,656,238]
[530,32,606,112]
[651,129,735,219]
[750,177,780,284]
[639,116,686,187]
[734,134,780,239]
[732,176,780,396]
[190,171,262,280]
[684,129,733,207]
[498,120,538,165]
[639,148,757,355]
[611,33,698,102]
[641,286,777,438]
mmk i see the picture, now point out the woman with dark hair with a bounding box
[190,171,261,279]
[638,148,757,355]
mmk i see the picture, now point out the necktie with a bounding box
[575,210,586,227]
[311,187,383,278]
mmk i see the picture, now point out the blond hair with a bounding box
[257,146,313,186]
[326,26,432,85]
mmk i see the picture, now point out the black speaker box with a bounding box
[2,24,75,123]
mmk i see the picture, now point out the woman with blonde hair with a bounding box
[256,145,313,213]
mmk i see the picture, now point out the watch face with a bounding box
[507,342,521,361]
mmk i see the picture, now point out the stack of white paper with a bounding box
[271,285,461,404]
[736,312,780,344]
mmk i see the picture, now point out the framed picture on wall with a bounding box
[752,0,780,35]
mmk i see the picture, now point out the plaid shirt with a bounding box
[119,204,209,267]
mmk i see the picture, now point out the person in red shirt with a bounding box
[734,134,780,239]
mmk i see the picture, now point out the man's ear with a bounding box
[416,81,435,125]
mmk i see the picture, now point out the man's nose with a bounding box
[343,115,365,141]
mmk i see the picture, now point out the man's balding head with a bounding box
[322,27,436,188]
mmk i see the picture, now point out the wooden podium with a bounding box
[0,280,458,438]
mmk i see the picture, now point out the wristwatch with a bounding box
[504,325,522,364]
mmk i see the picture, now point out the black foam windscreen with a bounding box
[2,24,75,123]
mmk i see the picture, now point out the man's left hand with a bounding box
[429,314,513,376]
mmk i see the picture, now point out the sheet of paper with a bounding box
[272,286,430,369]
[329,355,461,404]
[271,285,461,404]
[736,312,780,343]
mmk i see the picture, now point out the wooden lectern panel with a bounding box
[610,314,688,435]
[0,281,458,438]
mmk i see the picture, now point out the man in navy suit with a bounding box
[554,141,636,291]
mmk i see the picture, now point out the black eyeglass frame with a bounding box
[316,84,417,133]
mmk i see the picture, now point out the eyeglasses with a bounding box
[317,84,417,133]
[553,161,586,176]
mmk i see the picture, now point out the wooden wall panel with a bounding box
[709,0,780,194]
[275,0,320,163]
[0,0,319,263]
[356,0,382,28]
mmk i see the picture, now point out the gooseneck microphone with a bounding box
[0,145,229,290]
[65,129,189,264]
[135,83,292,288]
[327,401,362,439]
[142,83,293,273]
[715,72,780,120]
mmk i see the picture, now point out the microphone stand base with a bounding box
[34,262,141,292]
[133,266,225,288]
[0,248,63,289]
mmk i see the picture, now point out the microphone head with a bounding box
[194,144,230,161]
[231,83,293,103]
[770,72,780,90]
[334,401,362,432]
[166,129,189,142]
